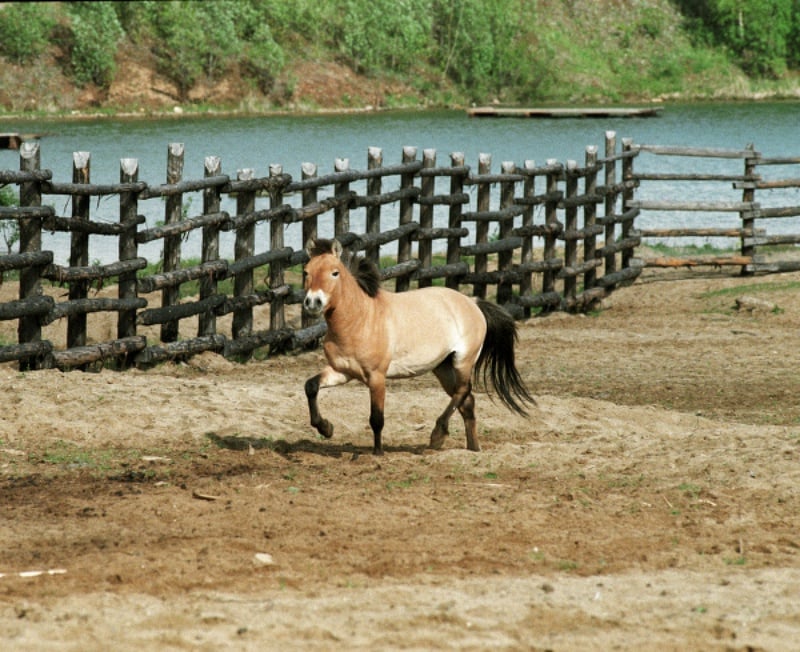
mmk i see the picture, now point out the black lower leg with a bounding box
[369,403,384,455]
[305,375,333,438]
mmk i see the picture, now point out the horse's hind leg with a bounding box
[430,358,479,451]
[458,391,480,452]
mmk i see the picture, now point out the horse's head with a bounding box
[303,238,345,318]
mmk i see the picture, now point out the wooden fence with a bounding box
[631,143,800,271]
[1,131,799,372]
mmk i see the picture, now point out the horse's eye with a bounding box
[331,269,340,278]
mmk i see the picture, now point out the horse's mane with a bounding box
[306,239,337,258]
[308,239,381,298]
[351,256,381,298]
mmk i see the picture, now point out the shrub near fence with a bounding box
[2,131,800,373]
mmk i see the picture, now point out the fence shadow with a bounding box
[205,432,425,459]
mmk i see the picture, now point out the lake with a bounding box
[1,102,799,264]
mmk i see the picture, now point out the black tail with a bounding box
[474,300,535,415]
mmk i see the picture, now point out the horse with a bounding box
[302,238,534,455]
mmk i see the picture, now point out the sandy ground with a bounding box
[1,268,800,651]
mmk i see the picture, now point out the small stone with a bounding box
[253,552,275,566]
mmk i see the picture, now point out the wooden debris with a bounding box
[735,296,777,313]
[192,489,220,501]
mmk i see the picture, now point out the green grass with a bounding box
[646,242,740,257]
[699,280,800,301]
[31,439,149,475]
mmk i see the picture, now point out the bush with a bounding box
[67,2,124,87]
[243,24,286,94]
[675,0,798,77]
[139,1,244,99]
[338,0,432,74]
[0,3,56,63]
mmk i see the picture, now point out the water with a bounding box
[1,102,799,264]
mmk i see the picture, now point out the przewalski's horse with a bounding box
[302,238,534,455]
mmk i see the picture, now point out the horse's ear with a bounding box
[331,238,343,259]
[304,238,318,258]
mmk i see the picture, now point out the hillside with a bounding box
[1,0,799,117]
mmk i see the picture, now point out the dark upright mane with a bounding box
[306,238,337,258]
[307,239,380,298]
[351,256,381,298]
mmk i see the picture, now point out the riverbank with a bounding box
[2,36,800,123]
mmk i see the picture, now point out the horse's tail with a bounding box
[474,300,535,415]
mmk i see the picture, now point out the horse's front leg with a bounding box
[305,367,349,440]
[367,374,386,456]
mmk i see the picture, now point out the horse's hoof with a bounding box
[428,431,446,450]
[372,447,384,456]
[315,420,334,439]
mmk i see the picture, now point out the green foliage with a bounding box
[676,0,799,76]
[138,1,235,98]
[338,0,432,74]
[242,23,286,94]
[1,0,799,109]
[0,3,56,63]
[66,2,124,87]
[0,186,19,254]
[130,0,288,99]
[431,0,553,101]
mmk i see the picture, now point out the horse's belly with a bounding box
[386,352,444,379]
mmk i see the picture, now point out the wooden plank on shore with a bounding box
[466,106,663,119]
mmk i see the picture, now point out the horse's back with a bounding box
[383,286,486,378]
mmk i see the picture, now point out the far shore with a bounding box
[1,91,799,124]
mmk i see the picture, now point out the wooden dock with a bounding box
[467,106,663,119]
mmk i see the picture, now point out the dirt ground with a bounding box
[1,267,800,651]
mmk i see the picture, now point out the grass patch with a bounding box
[646,242,740,257]
[699,280,800,301]
[678,482,702,499]
[386,472,430,491]
[30,439,160,477]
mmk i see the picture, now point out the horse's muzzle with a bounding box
[303,294,325,317]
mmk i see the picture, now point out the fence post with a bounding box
[301,162,318,248]
[498,160,517,305]
[396,146,417,293]
[334,157,350,237]
[542,159,560,306]
[418,149,436,289]
[161,143,184,343]
[269,163,286,332]
[740,143,758,276]
[621,138,635,272]
[301,162,318,329]
[118,158,139,354]
[366,147,382,264]
[446,152,465,291]
[519,160,535,317]
[473,153,492,299]
[563,160,578,306]
[584,145,598,294]
[604,132,617,286]
[199,155,221,338]
[67,151,91,352]
[17,141,44,370]
[233,168,255,345]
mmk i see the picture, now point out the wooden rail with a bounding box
[630,142,800,272]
